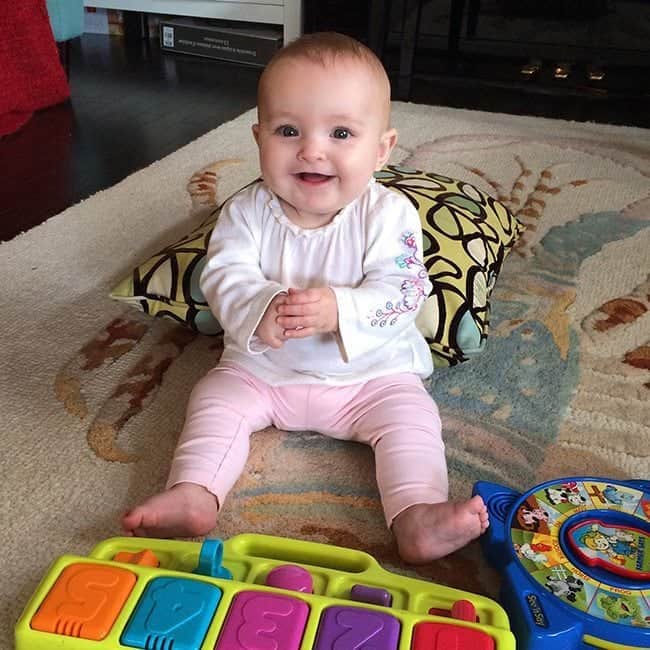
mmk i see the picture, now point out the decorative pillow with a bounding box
[110,165,523,366]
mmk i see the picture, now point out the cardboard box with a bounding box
[160,19,282,67]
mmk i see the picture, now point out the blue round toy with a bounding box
[473,476,650,650]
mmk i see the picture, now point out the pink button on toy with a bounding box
[265,564,314,593]
[215,590,309,650]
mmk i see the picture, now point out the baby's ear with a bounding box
[376,128,397,170]
[252,124,260,143]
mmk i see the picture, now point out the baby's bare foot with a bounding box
[121,483,218,538]
[392,495,489,564]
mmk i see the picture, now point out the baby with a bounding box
[122,31,488,563]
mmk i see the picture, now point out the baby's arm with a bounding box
[332,194,432,362]
[200,194,287,352]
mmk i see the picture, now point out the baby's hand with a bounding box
[254,294,287,349]
[277,287,338,339]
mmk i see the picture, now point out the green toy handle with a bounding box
[225,533,376,574]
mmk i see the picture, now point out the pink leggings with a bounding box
[167,364,446,526]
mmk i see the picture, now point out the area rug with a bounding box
[2,102,649,645]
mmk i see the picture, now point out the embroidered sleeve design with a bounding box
[370,231,429,327]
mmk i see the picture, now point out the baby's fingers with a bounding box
[283,326,315,339]
[286,287,321,304]
[267,334,286,349]
[278,303,317,317]
[277,315,316,329]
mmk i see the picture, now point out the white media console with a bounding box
[84,0,303,44]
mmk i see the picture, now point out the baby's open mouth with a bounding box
[296,173,333,183]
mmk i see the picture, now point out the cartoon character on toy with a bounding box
[515,542,551,564]
[544,483,587,506]
[581,524,637,564]
[597,594,650,627]
[516,501,550,532]
[545,574,585,603]
[602,484,638,506]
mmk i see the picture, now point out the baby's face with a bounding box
[253,57,395,228]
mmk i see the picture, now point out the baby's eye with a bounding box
[331,127,351,140]
[277,125,299,137]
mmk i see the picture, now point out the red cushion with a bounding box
[0,0,70,137]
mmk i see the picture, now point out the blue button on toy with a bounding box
[121,577,222,650]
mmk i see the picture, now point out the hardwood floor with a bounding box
[0,35,260,242]
[1,32,648,243]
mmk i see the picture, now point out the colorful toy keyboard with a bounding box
[474,477,650,650]
[15,533,516,649]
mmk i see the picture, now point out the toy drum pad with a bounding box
[474,477,650,650]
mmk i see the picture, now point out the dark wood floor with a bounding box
[0,35,260,242]
[1,32,648,243]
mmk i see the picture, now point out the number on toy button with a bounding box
[239,596,294,646]
[314,606,400,649]
[334,609,388,647]
[216,591,309,650]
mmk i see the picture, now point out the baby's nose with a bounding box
[297,137,326,162]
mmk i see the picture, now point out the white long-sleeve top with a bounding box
[200,179,433,385]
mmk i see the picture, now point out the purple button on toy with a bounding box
[314,605,400,650]
[350,584,393,607]
[265,564,314,593]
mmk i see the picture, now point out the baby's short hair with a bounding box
[258,32,391,117]
[266,31,386,74]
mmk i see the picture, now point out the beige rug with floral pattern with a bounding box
[2,102,649,647]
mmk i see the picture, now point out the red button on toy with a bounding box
[412,621,494,650]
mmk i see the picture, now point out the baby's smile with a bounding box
[295,172,334,184]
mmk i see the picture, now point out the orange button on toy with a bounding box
[30,563,136,640]
[113,548,160,567]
